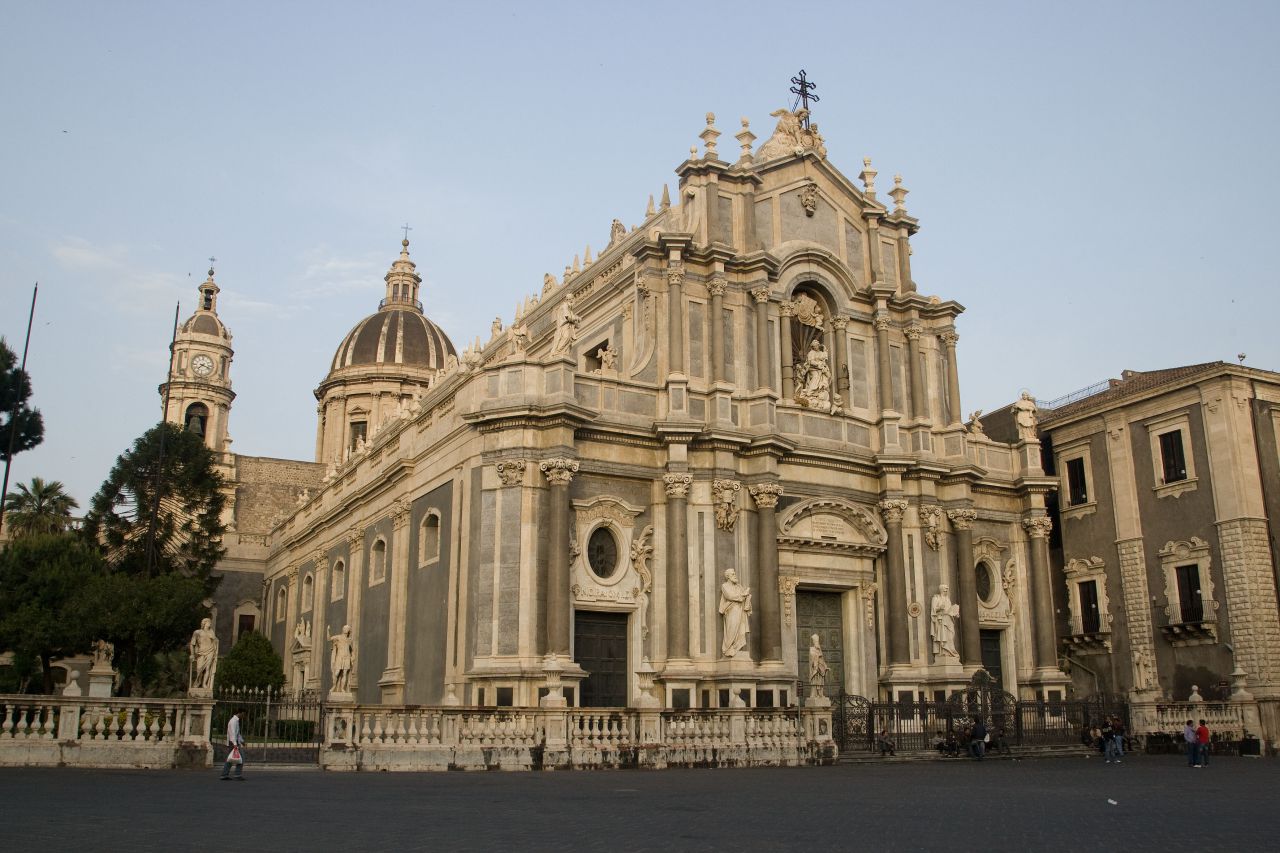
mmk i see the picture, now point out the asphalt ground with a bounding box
[5,753,1277,852]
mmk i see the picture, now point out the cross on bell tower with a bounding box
[790,70,819,128]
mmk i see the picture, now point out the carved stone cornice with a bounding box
[495,460,526,487]
[878,498,909,525]
[750,287,771,304]
[946,508,978,531]
[938,331,959,347]
[749,482,784,509]
[1023,516,1053,539]
[540,458,579,486]
[663,473,693,499]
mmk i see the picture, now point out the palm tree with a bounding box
[3,477,79,538]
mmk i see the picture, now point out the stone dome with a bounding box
[330,307,456,372]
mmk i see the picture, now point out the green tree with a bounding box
[82,422,226,693]
[0,338,44,462]
[0,533,101,693]
[3,477,79,538]
[84,421,225,580]
[215,631,285,693]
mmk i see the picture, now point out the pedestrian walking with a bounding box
[220,708,247,781]
[1184,719,1199,767]
[1196,719,1211,768]
[970,719,987,760]
[1107,716,1126,764]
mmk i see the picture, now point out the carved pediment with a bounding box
[778,498,888,554]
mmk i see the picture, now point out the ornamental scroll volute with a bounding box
[570,495,645,607]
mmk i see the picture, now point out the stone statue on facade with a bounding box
[597,342,617,372]
[718,568,752,659]
[293,618,311,649]
[966,410,987,438]
[609,218,626,245]
[490,316,504,339]
[510,319,529,353]
[543,273,557,295]
[712,479,740,531]
[795,340,832,409]
[329,624,354,695]
[1011,392,1039,442]
[91,639,115,671]
[755,108,828,161]
[188,617,219,694]
[808,634,829,690]
[549,295,580,356]
[930,585,959,659]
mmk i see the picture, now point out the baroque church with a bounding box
[163,105,1075,711]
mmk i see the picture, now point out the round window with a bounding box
[587,527,619,579]
[975,562,993,603]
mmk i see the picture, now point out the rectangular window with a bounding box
[1176,564,1203,622]
[237,614,256,639]
[1078,580,1101,633]
[1159,429,1188,483]
[349,420,367,451]
[1065,457,1089,506]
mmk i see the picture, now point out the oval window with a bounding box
[975,561,993,603]
[587,527,619,579]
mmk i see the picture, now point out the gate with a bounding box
[835,672,1129,754]
[212,687,324,765]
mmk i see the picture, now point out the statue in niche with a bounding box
[294,618,311,648]
[808,634,829,690]
[597,342,617,372]
[1133,648,1155,691]
[718,568,752,658]
[188,617,219,691]
[329,624,354,694]
[1011,392,1039,442]
[790,293,825,328]
[930,585,959,659]
[549,294,580,356]
[795,340,832,409]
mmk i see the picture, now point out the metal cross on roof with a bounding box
[790,70,819,127]
[401,223,413,241]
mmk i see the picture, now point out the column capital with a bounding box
[540,457,579,486]
[636,274,651,297]
[347,527,364,549]
[873,314,891,332]
[750,286,771,304]
[663,472,693,499]
[667,262,685,288]
[831,316,849,331]
[878,498,909,524]
[495,459,527,487]
[287,565,300,581]
[708,276,727,297]
[391,499,411,530]
[904,323,923,341]
[313,550,327,569]
[1023,515,1053,539]
[946,508,978,530]
[938,330,959,347]
[778,300,795,318]
[749,482,784,509]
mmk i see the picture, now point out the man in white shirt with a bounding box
[219,708,247,781]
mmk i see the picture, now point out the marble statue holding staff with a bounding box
[719,568,752,658]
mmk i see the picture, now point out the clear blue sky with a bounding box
[3,0,1278,508]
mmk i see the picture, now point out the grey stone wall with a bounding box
[232,455,325,534]
[358,520,391,704]
[404,481,453,704]
[211,567,262,651]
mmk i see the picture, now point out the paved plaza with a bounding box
[6,755,1278,851]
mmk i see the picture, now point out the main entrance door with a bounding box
[796,590,844,698]
[980,629,1004,689]
[574,610,629,707]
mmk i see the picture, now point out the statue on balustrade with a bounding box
[330,624,354,694]
[188,618,219,692]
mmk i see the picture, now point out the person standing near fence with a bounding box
[219,708,247,781]
[970,719,987,760]
[1107,716,1125,764]
[1196,719,1211,768]
[1184,720,1199,767]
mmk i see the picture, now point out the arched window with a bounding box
[331,560,346,602]
[275,586,288,622]
[370,538,387,584]
[419,513,441,565]
[184,403,209,437]
[301,573,314,612]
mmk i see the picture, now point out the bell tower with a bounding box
[160,266,236,459]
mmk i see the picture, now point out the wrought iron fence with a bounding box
[212,687,324,764]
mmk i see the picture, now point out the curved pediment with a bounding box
[777,497,888,554]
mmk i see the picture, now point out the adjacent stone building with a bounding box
[173,107,1074,713]
[1002,362,1280,738]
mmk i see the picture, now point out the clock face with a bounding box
[191,354,215,377]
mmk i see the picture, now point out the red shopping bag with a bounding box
[228,746,243,764]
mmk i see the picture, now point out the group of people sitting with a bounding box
[1084,716,1129,763]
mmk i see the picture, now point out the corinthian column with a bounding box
[874,313,894,414]
[709,275,726,384]
[380,499,412,701]
[905,323,925,422]
[667,262,685,375]
[664,473,693,660]
[939,331,962,426]
[779,301,795,399]
[751,287,772,392]
[1023,515,1058,669]
[947,508,981,667]
[832,316,849,403]
[540,458,579,657]
[344,527,365,691]
[749,483,784,662]
[878,499,910,666]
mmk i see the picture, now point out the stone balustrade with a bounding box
[1131,701,1252,737]
[0,695,213,769]
[322,704,835,772]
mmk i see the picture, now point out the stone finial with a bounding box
[889,174,909,214]
[860,157,878,197]
[583,245,593,268]
[572,254,581,273]
[563,264,573,282]
[660,184,671,211]
[646,194,656,217]
[735,116,755,165]
[700,112,720,159]
[689,145,698,159]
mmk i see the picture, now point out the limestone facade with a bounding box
[176,108,1071,709]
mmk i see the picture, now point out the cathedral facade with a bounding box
[166,107,1071,711]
